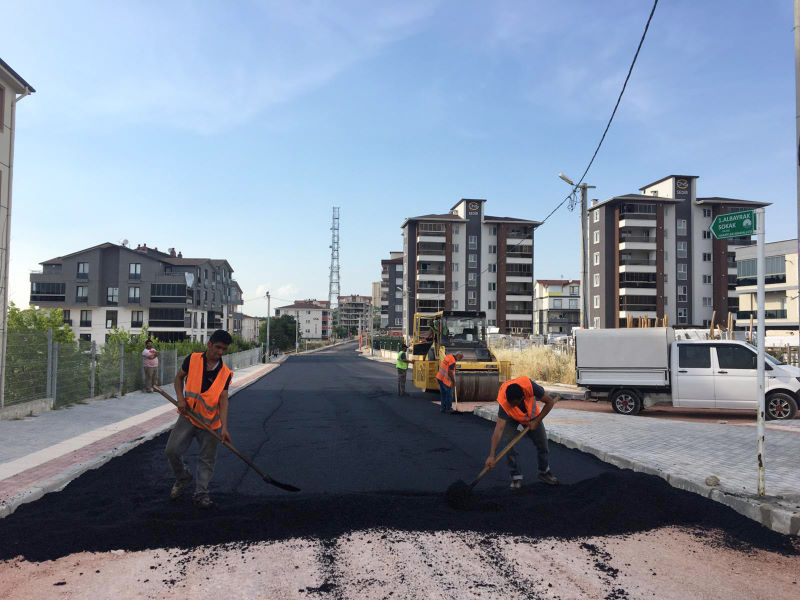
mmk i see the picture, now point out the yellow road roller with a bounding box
[410,311,511,402]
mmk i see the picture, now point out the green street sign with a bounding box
[710,209,756,240]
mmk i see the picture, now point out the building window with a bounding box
[663,273,668,283]
[453,281,459,291]
[452,263,459,272]
[488,282,496,291]
[128,286,140,303]
[703,208,712,218]
[488,300,496,309]
[76,286,88,302]
[593,273,600,287]
[62,309,71,324]
[488,245,497,254]
[703,274,712,284]
[593,252,599,266]
[677,263,687,280]
[702,297,712,307]
[553,298,562,308]
[490,226,497,236]
[569,285,578,295]
[395,317,403,326]
[593,316,600,328]
[664,229,668,239]
[132,310,144,327]
[468,236,477,250]
[395,304,402,312]
[450,300,459,309]
[468,253,477,266]
[129,263,141,280]
[593,230,599,244]
[664,297,667,305]
[77,262,89,278]
[569,298,578,309]
[80,309,91,327]
[467,291,477,305]
[452,243,459,253]
[106,310,118,329]
[468,272,477,287]
[488,319,497,326]
[677,307,688,324]
[593,295,600,309]
[702,253,711,262]
[395,291,402,298]
[702,230,711,239]
[396,277,402,285]
[678,285,688,302]
[677,219,687,236]
[488,263,497,273]
[677,241,687,259]
[593,210,599,223]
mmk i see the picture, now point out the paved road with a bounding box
[0,342,797,599]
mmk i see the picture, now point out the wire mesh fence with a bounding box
[2,331,266,409]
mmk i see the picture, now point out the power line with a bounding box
[540,0,659,226]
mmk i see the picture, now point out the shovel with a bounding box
[154,385,300,493]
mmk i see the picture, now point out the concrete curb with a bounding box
[0,362,281,520]
[472,405,799,536]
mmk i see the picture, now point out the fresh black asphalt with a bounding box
[0,342,795,561]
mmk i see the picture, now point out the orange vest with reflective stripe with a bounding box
[183,353,232,430]
[497,376,541,425]
[436,354,457,387]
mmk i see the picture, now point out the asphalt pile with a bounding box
[0,433,795,562]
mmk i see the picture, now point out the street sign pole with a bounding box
[756,207,766,497]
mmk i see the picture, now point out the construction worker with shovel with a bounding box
[165,329,233,509]
[484,377,559,489]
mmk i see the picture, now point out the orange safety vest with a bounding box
[436,354,457,387]
[183,353,232,430]
[497,376,541,425]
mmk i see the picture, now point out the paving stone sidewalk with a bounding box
[474,404,800,536]
[0,358,285,518]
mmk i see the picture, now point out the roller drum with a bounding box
[454,371,500,403]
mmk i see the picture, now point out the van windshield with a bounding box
[743,342,783,365]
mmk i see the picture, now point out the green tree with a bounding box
[259,314,299,352]
[7,302,74,343]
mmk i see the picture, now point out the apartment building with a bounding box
[338,294,372,333]
[734,239,799,334]
[587,175,768,329]
[241,314,262,343]
[380,252,404,330]
[29,242,243,344]
[401,199,541,336]
[533,280,580,336]
[275,299,330,340]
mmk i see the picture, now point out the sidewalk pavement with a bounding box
[359,349,799,535]
[474,404,800,536]
[0,358,286,519]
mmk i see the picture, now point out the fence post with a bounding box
[119,340,124,397]
[90,341,96,398]
[52,342,59,405]
[46,328,53,399]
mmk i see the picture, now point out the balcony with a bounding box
[63,319,72,326]
[76,296,88,303]
[737,310,788,320]
[79,320,92,327]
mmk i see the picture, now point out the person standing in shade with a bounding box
[484,376,559,489]
[436,351,463,414]
[396,343,411,396]
[142,339,159,393]
[165,329,233,509]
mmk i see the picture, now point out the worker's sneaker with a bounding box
[509,480,522,490]
[170,477,191,500]
[193,494,215,510]
[538,471,559,486]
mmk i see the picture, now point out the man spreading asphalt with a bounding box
[436,351,463,414]
[396,343,411,396]
[165,330,233,509]
[484,376,559,489]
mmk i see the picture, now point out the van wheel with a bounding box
[765,392,798,420]
[610,389,642,416]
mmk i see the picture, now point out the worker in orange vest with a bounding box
[436,351,463,414]
[484,376,559,489]
[165,330,233,509]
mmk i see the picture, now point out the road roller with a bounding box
[410,310,511,401]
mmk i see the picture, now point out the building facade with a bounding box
[275,299,330,340]
[338,295,371,333]
[29,242,243,344]
[241,314,262,343]
[533,280,580,336]
[587,175,768,329]
[401,199,540,335]
[380,252,403,330]
[735,239,799,334]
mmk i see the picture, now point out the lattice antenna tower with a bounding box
[328,207,341,331]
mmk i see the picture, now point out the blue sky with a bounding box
[3,0,796,316]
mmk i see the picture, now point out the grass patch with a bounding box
[492,346,576,385]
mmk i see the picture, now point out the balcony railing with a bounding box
[418,269,446,276]
[619,259,656,266]
[79,320,91,327]
[618,281,657,289]
[620,236,655,243]
[737,310,788,320]
[76,296,88,303]
[506,251,532,259]
[619,304,657,312]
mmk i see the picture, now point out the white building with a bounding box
[533,280,580,336]
[401,199,540,335]
[275,300,330,340]
[241,314,262,343]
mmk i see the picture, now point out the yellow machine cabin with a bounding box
[410,310,511,402]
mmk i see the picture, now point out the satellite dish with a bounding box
[119,239,129,247]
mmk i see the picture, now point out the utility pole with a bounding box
[265,290,271,361]
[295,310,299,354]
[558,173,594,329]
[794,0,800,350]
